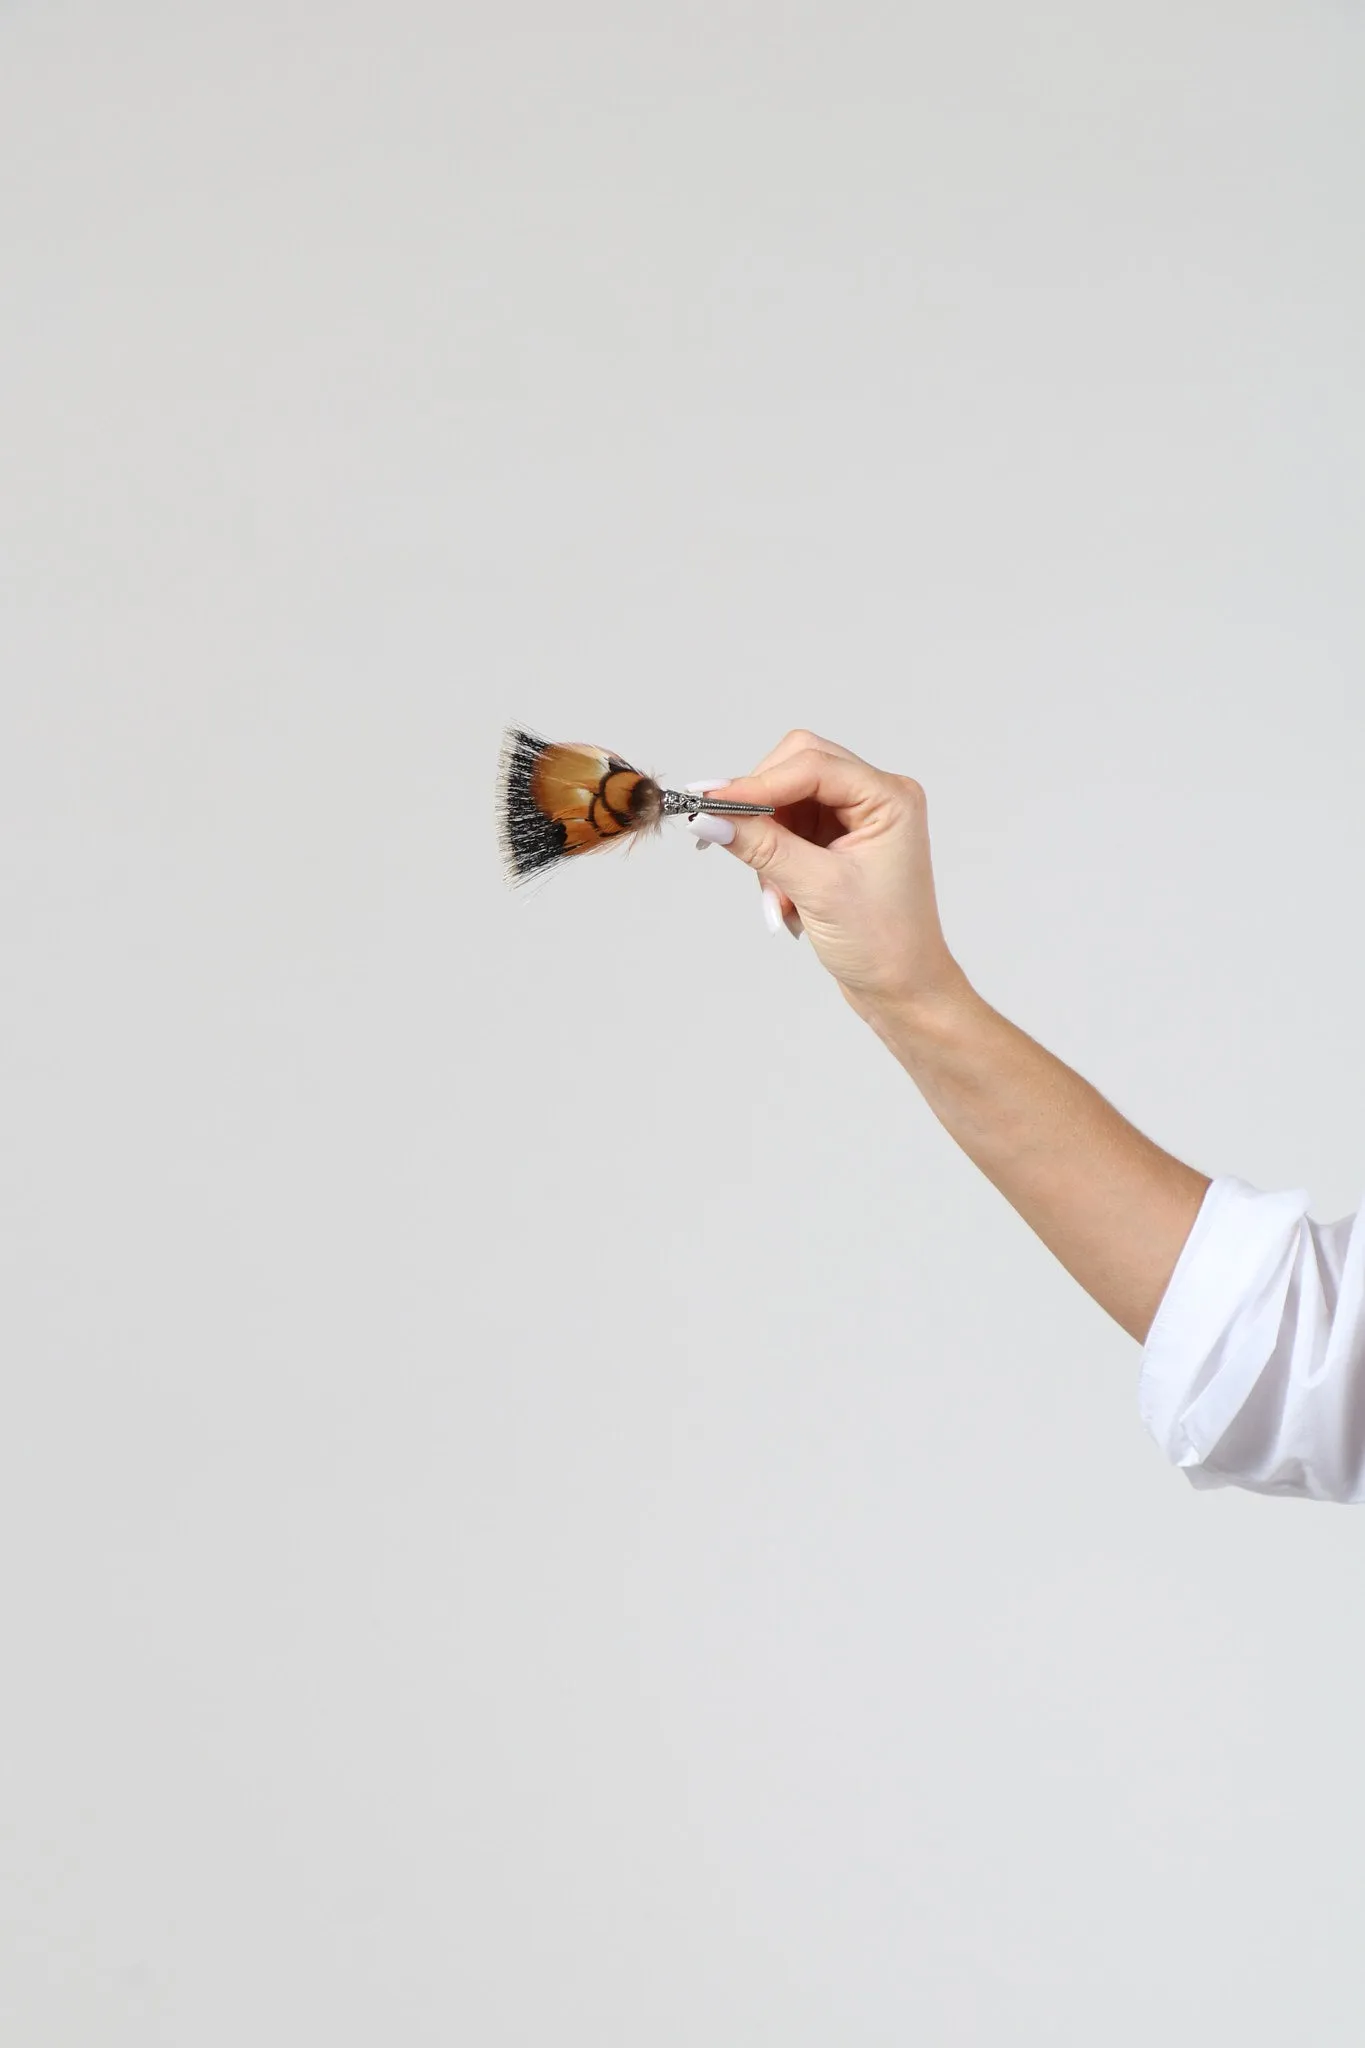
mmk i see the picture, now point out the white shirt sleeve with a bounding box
[1139,1174,1365,1501]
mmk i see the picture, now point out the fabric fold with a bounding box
[1137,1175,1365,1500]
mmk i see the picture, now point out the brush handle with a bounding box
[659,789,775,818]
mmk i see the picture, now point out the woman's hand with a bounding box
[689,729,970,1021]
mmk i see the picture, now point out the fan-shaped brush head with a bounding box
[496,725,777,887]
[496,726,664,886]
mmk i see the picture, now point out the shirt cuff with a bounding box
[1138,1174,1312,1482]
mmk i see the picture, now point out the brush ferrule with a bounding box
[659,789,775,818]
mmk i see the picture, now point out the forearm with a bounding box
[855,975,1211,1344]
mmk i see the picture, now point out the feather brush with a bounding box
[496,725,774,886]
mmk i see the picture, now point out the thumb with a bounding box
[717,811,826,900]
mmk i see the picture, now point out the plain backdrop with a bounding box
[2,2,1363,2041]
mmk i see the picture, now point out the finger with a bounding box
[711,745,893,828]
[715,745,892,892]
[761,880,804,940]
[689,739,860,865]
[757,884,803,937]
[745,728,867,779]
[717,808,828,897]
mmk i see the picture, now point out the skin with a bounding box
[696,729,1211,1347]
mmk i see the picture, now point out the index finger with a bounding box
[709,745,892,827]
[746,727,867,778]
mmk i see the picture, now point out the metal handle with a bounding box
[659,789,775,819]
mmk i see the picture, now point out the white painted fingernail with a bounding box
[684,779,733,793]
[782,906,803,940]
[688,813,735,846]
[761,886,784,935]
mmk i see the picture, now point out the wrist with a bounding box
[845,966,985,1060]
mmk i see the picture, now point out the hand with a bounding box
[689,730,970,1020]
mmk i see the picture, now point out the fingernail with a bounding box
[782,906,803,940]
[688,814,735,846]
[684,779,733,793]
[761,886,784,935]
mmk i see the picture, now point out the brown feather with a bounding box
[496,726,663,885]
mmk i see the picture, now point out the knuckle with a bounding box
[784,727,818,752]
[746,827,780,873]
[893,773,926,807]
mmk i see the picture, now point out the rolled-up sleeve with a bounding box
[1139,1174,1365,1501]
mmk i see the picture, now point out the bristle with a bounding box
[497,725,568,884]
[496,724,663,886]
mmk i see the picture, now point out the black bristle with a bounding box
[496,725,567,884]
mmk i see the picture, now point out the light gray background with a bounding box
[2,2,1363,2041]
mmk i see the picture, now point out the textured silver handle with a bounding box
[658,789,775,818]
